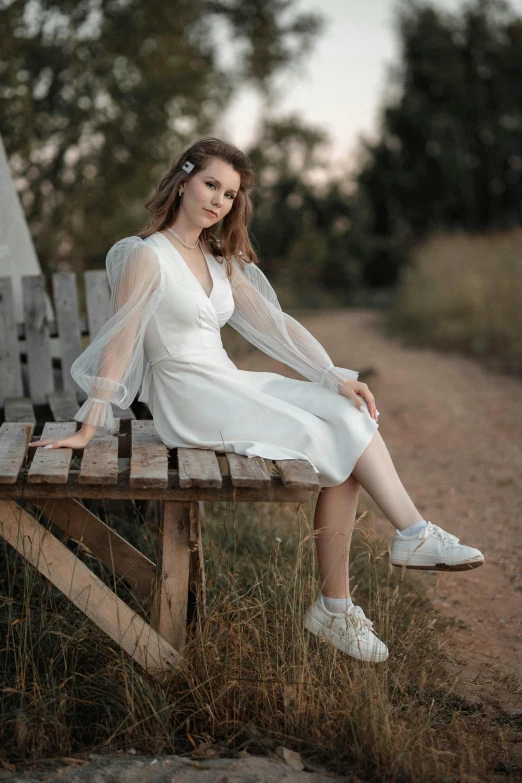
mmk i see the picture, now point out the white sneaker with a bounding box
[303,595,389,662]
[390,521,484,571]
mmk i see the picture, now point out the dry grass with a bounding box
[387,228,522,375]
[0,496,511,781]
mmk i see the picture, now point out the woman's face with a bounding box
[181,157,241,228]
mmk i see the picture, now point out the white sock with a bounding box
[321,593,354,614]
[399,519,428,537]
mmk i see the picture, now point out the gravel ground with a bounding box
[0,749,348,782]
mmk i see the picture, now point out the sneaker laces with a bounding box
[420,521,460,545]
[342,605,375,634]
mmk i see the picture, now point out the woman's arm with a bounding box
[29,237,165,450]
[227,257,378,418]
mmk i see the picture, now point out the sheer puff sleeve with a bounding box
[227,256,360,393]
[70,236,165,429]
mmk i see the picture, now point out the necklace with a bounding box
[166,226,200,250]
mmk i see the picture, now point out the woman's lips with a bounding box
[204,208,217,217]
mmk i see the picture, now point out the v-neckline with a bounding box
[157,231,215,300]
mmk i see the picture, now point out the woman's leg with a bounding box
[314,475,360,599]
[313,428,425,599]
[351,429,425,532]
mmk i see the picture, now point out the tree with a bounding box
[351,0,522,288]
[0,0,323,270]
[245,114,361,305]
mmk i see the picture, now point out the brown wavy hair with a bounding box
[137,137,258,275]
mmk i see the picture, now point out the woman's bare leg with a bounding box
[313,429,425,599]
[351,430,425,532]
[314,475,360,598]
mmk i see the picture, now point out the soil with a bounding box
[239,307,522,718]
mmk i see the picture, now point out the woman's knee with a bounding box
[346,473,361,490]
[318,473,360,498]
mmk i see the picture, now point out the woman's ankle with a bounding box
[321,593,354,614]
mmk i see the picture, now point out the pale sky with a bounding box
[216,0,522,181]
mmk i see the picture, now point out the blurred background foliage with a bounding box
[1,0,323,269]
[2,0,522,320]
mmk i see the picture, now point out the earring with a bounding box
[179,188,184,196]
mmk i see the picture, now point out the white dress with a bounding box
[70,231,379,487]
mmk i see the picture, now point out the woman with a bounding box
[28,137,484,663]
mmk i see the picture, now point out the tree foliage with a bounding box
[1,0,323,269]
[246,114,361,305]
[352,0,522,287]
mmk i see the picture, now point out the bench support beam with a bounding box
[0,500,183,680]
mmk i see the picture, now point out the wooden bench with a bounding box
[0,271,320,680]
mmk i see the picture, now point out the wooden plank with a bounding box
[177,447,222,489]
[0,422,34,483]
[130,420,168,489]
[22,276,54,404]
[226,452,272,488]
[0,500,183,679]
[27,421,77,483]
[3,397,36,423]
[84,270,110,339]
[151,501,191,653]
[17,317,88,341]
[274,459,321,490]
[47,391,80,422]
[0,474,315,503]
[197,499,206,529]
[188,501,206,618]
[79,421,120,485]
[52,272,83,394]
[0,277,24,406]
[31,498,156,597]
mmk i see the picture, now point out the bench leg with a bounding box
[0,500,183,679]
[188,500,207,621]
[151,501,191,653]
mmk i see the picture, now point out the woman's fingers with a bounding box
[28,440,58,449]
[355,390,378,420]
[28,436,88,450]
[339,380,379,421]
[28,439,64,449]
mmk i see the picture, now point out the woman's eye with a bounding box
[206,181,234,199]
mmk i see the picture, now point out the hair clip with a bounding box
[182,160,195,173]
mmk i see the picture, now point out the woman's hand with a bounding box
[28,428,95,451]
[339,379,379,421]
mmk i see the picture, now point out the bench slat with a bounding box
[23,276,54,404]
[177,448,222,489]
[84,270,110,339]
[3,397,36,423]
[0,277,24,406]
[79,421,120,484]
[0,422,34,483]
[226,452,272,488]
[27,421,77,483]
[274,459,321,489]
[130,421,168,489]
[47,391,80,422]
[52,272,83,394]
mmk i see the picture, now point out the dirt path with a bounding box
[236,307,522,714]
